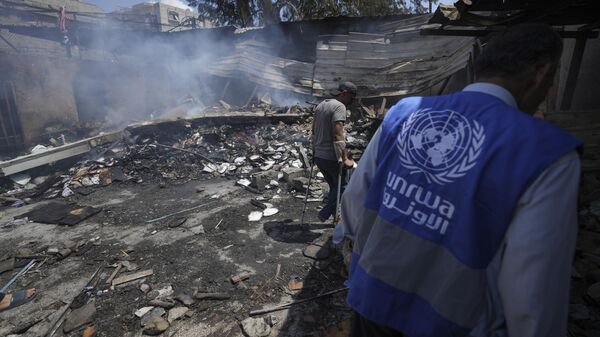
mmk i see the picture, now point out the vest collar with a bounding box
[463,83,518,109]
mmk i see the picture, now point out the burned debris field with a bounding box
[0,108,376,337]
[1,0,600,336]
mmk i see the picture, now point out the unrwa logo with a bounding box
[396,109,485,185]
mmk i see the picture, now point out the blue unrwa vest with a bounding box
[346,91,581,337]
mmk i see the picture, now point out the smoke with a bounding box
[69,12,311,132]
[73,20,232,130]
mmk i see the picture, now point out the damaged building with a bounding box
[0,0,600,336]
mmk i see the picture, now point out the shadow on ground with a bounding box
[262,221,352,337]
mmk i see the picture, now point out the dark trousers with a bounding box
[315,157,347,221]
[351,312,406,337]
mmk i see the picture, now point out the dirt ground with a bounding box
[0,176,352,337]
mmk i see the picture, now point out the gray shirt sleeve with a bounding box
[340,128,381,240]
[332,104,347,123]
[498,151,580,337]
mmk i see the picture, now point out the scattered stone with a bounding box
[142,316,169,335]
[282,167,305,182]
[263,208,279,217]
[140,284,151,293]
[190,225,205,235]
[121,260,139,272]
[47,247,59,254]
[167,306,189,323]
[185,309,194,318]
[248,211,263,222]
[64,302,96,333]
[155,285,174,299]
[251,171,279,191]
[174,293,195,306]
[149,298,176,309]
[231,271,252,284]
[303,243,331,260]
[241,317,271,337]
[16,248,33,256]
[140,307,166,327]
[0,258,15,273]
[63,240,78,250]
[135,306,154,318]
[237,179,251,187]
[58,248,72,259]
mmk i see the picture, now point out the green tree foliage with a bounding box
[187,0,436,27]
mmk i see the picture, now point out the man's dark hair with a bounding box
[475,24,563,78]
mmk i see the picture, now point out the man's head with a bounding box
[475,24,563,114]
[331,81,357,106]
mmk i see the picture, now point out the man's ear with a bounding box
[534,63,554,86]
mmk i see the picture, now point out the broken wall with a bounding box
[558,36,600,111]
[0,53,79,145]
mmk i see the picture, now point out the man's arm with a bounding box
[333,121,345,141]
[498,151,580,337]
[332,104,353,164]
[340,128,381,240]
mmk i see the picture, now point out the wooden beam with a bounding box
[0,131,122,177]
[560,37,587,111]
[112,269,154,287]
[420,28,599,39]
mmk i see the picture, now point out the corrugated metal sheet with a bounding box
[208,40,315,95]
[209,15,473,98]
[313,15,473,97]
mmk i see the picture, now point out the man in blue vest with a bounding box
[340,24,581,337]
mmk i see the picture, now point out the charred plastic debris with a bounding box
[4,105,600,337]
[0,103,378,337]
[0,102,375,206]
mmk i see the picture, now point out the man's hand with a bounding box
[344,158,356,168]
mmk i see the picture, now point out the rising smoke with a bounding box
[72,5,307,132]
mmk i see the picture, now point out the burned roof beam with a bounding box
[430,1,600,27]
[420,28,599,39]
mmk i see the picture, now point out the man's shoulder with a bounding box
[317,99,345,111]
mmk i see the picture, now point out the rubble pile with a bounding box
[82,121,315,188]
[569,172,600,336]
[0,112,375,205]
[207,101,315,117]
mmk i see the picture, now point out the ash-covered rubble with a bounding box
[569,173,600,337]
[0,111,376,207]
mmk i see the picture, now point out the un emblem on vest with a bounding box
[396,109,485,185]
